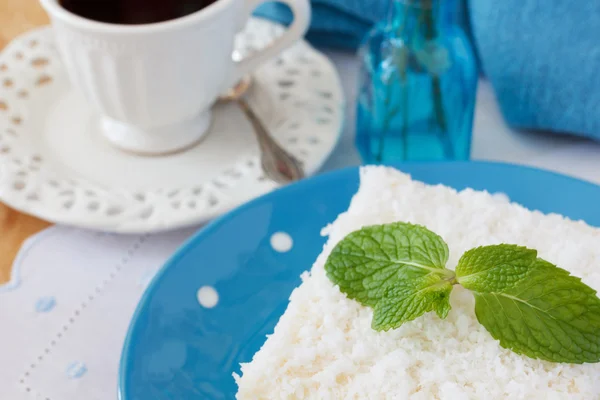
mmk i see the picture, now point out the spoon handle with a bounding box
[236,98,305,184]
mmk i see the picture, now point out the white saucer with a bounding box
[0,18,344,233]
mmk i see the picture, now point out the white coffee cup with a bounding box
[39,0,311,155]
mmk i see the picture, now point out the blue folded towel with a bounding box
[255,0,389,49]
[256,0,472,50]
[469,0,600,140]
[261,0,599,141]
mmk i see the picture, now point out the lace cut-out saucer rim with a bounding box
[0,18,344,233]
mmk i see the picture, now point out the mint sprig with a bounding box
[325,222,454,329]
[325,223,600,364]
[372,273,453,331]
[455,244,536,291]
[457,247,600,364]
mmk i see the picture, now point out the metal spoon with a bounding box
[220,77,305,184]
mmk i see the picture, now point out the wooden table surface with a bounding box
[0,0,52,284]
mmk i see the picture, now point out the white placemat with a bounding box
[0,226,195,400]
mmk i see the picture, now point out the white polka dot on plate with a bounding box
[197,286,219,308]
[270,232,293,252]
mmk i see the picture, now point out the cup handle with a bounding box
[230,0,311,85]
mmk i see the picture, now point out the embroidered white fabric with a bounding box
[0,226,195,400]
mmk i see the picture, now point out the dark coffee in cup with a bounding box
[59,0,219,25]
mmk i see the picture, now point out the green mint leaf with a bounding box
[325,222,454,329]
[372,273,453,331]
[458,245,600,364]
[456,244,538,291]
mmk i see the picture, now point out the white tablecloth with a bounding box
[1,52,600,400]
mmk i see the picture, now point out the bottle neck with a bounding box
[388,0,455,41]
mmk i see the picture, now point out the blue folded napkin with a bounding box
[261,0,599,141]
[256,0,472,50]
[469,0,600,140]
[255,0,390,49]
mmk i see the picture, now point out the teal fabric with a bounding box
[255,1,471,49]
[255,0,388,49]
[259,0,600,140]
[469,1,600,140]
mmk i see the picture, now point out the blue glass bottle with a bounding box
[356,0,477,162]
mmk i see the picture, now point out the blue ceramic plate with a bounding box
[119,162,600,400]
